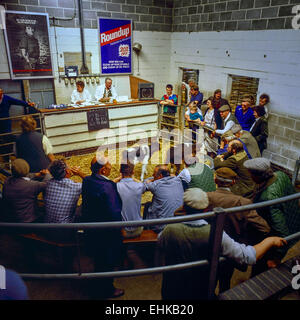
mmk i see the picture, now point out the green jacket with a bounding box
[214,150,255,198]
[254,171,300,258]
[158,223,211,300]
[187,163,216,192]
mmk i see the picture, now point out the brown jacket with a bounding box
[214,150,255,198]
[207,188,270,244]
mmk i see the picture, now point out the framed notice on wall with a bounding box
[4,11,53,80]
[98,18,132,75]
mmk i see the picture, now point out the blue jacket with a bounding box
[81,173,122,223]
[0,95,35,133]
[190,92,203,107]
[234,105,255,131]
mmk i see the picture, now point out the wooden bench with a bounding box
[121,229,158,244]
[19,231,83,272]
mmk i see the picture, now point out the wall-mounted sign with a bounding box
[65,65,78,77]
[87,108,109,132]
[4,11,53,80]
[98,18,132,75]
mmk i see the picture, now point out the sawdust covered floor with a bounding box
[62,141,180,206]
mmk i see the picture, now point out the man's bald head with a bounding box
[91,155,111,176]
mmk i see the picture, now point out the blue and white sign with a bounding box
[98,18,132,75]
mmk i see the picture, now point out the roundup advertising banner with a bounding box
[98,18,132,75]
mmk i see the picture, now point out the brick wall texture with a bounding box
[2,0,298,31]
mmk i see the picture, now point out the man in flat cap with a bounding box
[158,187,286,300]
[2,158,50,222]
[214,139,255,198]
[212,104,239,138]
[207,167,271,291]
[231,123,261,159]
[244,157,300,272]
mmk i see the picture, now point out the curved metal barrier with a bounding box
[0,192,300,299]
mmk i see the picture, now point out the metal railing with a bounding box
[0,192,300,300]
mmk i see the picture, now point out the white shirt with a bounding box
[215,113,235,135]
[178,219,257,265]
[95,84,117,101]
[71,89,91,104]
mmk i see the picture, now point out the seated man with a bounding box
[231,124,261,159]
[244,157,300,269]
[180,152,216,192]
[95,77,117,103]
[235,98,256,131]
[212,104,238,137]
[143,164,190,233]
[207,167,270,292]
[116,163,146,238]
[81,155,124,299]
[158,188,286,300]
[71,80,91,105]
[2,158,51,222]
[160,84,178,131]
[214,140,255,198]
[44,159,86,223]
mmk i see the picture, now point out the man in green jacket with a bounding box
[214,140,255,198]
[244,157,300,270]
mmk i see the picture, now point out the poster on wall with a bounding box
[4,11,53,80]
[98,18,132,75]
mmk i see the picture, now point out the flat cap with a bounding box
[244,157,271,172]
[12,158,30,177]
[231,124,242,134]
[221,130,233,139]
[183,188,209,210]
[219,105,230,112]
[215,167,237,180]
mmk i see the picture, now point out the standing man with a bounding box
[181,78,196,103]
[160,84,178,131]
[205,89,230,130]
[212,104,238,137]
[258,93,270,119]
[81,155,124,299]
[0,88,36,134]
[19,25,40,70]
[0,88,36,164]
[235,98,256,131]
[95,77,118,103]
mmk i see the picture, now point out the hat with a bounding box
[183,188,209,210]
[244,157,271,172]
[215,167,237,181]
[219,105,230,112]
[231,124,242,134]
[11,159,30,177]
[221,130,233,139]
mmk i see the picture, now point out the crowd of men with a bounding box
[0,82,299,300]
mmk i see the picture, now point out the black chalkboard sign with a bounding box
[87,108,109,131]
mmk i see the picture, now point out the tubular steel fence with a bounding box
[0,192,300,300]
